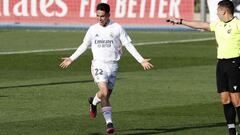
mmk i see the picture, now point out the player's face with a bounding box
[217,6,225,21]
[96,10,110,27]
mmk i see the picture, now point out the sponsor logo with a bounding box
[95,40,113,44]
[110,32,114,38]
[95,40,113,48]
[227,29,232,34]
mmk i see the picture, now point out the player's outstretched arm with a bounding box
[59,57,73,69]
[59,41,89,69]
[124,43,154,70]
[166,17,210,31]
[141,59,154,70]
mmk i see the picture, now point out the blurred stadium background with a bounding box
[1,0,240,135]
[0,0,240,29]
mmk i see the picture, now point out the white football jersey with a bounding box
[84,20,131,62]
[70,20,144,63]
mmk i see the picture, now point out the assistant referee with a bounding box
[167,0,240,135]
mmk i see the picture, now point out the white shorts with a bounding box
[91,60,118,89]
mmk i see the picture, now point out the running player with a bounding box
[59,3,153,134]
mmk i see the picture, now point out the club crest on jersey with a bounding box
[110,32,114,38]
[95,34,99,37]
[227,29,232,34]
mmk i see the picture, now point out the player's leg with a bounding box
[89,61,110,119]
[231,93,240,109]
[97,82,114,134]
[217,60,238,135]
[221,92,237,135]
[97,82,111,106]
[88,89,111,118]
[99,64,117,134]
[228,57,240,134]
[105,88,114,134]
[233,93,240,135]
[90,61,117,133]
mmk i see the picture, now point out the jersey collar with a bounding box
[224,17,235,23]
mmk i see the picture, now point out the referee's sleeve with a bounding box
[237,21,240,32]
[209,21,218,32]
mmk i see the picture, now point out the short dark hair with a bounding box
[96,3,110,13]
[218,0,234,15]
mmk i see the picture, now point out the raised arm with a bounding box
[167,17,211,31]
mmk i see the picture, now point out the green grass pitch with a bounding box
[0,29,231,135]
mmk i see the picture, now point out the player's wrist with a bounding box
[140,59,150,64]
[140,59,146,64]
[68,57,74,62]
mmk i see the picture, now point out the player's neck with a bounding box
[102,19,110,27]
[223,15,234,23]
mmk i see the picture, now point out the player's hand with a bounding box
[166,17,182,25]
[141,59,154,70]
[59,57,73,69]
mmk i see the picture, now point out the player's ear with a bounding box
[223,9,227,15]
[219,7,226,15]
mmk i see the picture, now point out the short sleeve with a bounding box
[210,21,218,32]
[119,26,132,46]
[237,20,240,32]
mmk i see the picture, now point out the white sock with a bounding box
[92,94,101,106]
[228,124,236,129]
[102,106,112,124]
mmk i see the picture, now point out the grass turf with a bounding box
[0,29,230,135]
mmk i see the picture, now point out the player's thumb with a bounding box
[61,57,69,60]
[144,59,151,62]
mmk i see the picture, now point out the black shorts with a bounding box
[216,57,240,93]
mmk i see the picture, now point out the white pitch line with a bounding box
[0,37,215,55]
[134,37,215,46]
[0,48,77,55]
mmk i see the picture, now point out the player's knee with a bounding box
[231,99,240,107]
[221,97,231,104]
[99,91,108,99]
[220,92,231,104]
[229,93,240,107]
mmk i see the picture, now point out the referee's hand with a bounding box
[166,17,182,25]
